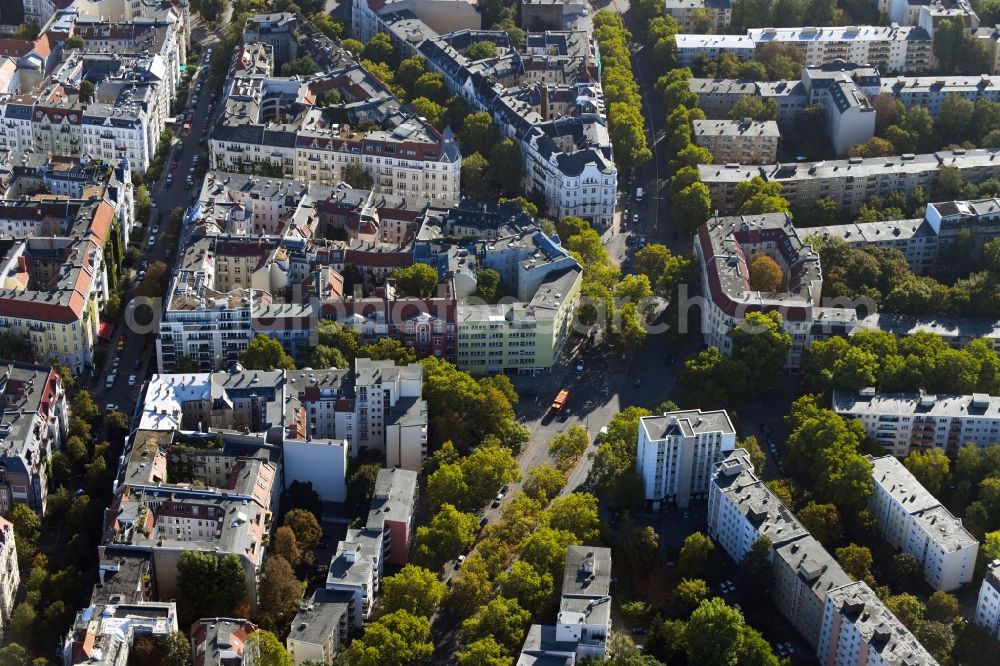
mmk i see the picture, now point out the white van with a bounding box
[105,373,116,389]
[635,187,644,202]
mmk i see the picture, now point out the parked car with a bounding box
[106,403,118,412]
[492,492,503,507]
[576,360,584,372]
[456,554,466,568]
[151,226,160,235]
[128,375,137,387]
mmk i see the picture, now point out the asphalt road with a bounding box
[89,32,221,431]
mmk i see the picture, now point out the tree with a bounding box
[284,508,322,551]
[177,552,246,626]
[730,311,792,390]
[461,152,494,200]
[461,443,521,506]
[246,630,293,666]
[381,565,446,617]
[673,182,712,233]
[738,535,773,603]
[348,610,433,666]
[678,532,714,580]
[739,435,766,477]
[460,112,500,156]
[915,620,954,664]
[490,139,524,194]
[623,525,661,571]
[270,527,300,567]
[465,40,497,60]
[462,596,531,652]
[889,553,922,593]
[341,38,364,55]
[239,334,295,370]
[310,12,343,39]
[414,503,479,570]
[674,578,709,615]
[903,448,949,496]
[426,463,469,513]
[498,560,554,616]
[342,163,373,189]
[548,426,589,472]
[456,637,511,666]
[933,17,967,74]
[412,72,447,104]
[280,56,320,76]
[797,502,842,546]
[677,346,748,409]
[835,544,874,585]
[546,492,601,543]
[519,527,577,578]
[410,96,446,129]
[748,254,783,292]
[884,593,924,631]
[311,345,349,370]
[362,33,394,64]
[935,93,975,143]
[925,590,958,623]
[392,263,439,298]
[475,268,504,303]
[258,555,302,629]
[848,137,895,158]
[73,389,100,423]
[727,96,777,121]
[9,504,40,568]
[523,463,565,503]
[0,644,31,666]
[684,598,746,666]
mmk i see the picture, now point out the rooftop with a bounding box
[640,409,736,440]
[286,589,352,647]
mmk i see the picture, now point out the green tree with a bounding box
[674,578,709,615]
[342,38,364,55]
[177,552,246,626]
[461,443,522,506]
[727,96,777,121]
[498,560,554,617]
[797,502,842,546]
[347,610,433,666]
[623,525,661,571]
[523,463,565,503]
[396,57,426,95]
[426,463,469,513]
[475,267,504,303]
[460,112,500,157]
[548,426,589,472]
[362,33,394,64]
[465,41,497,60]
[884,593,924,631]
[546,492,601,543]
[903,448,950,496]
[239,334,295,370]
[933,17,967,74]
[673,182,712,233]
[677,346,748,409]
[410,96,446,129]
[490,139,524,195]
[835,544,874,585]
[341,163,373,189]
[9,504,40,568]
[462,152,494,200]
[414,504,479,570]
[245,630,292,666]
[456,637,511,666]
[677,531,714,580]
[280,56,320,76]
[730,311,792,390]
[462,596,532,652]
[412,72,447,104]
[684,598,746,666]
[381,565,447,617]
[915,620,954,664]
[284,508,322,551]
[519,527,577,578]
[848,137,895,158]
[739,435,766,477]
[392,263,439,298]
[925,590,959,623]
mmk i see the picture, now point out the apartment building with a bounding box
[818,582,940,666]
[351,0,481,44]
[692,119,780,165]
[210,63,461,204]
[354,358,426,468]
[637,409,737,509]
[926,198,1000,255]
[518,546,612,664]
[973,25,1000,74]
[834,389,1000,455]
[678,26,932,72]
[889,0,979,34]
[975,560,1000,641]
[243,13,298,65]
[0,517,19,639]
[325,527,384,627]
[63,601,179,665]
[707,449,808,562]
[367,468,418,566]
[879,74,1000,115]
[699,149,1000,216]
[868,455,978,591]
[0,362,67,515]
[688,78,808,127]
[286,589,353,666]
[708,450,851,651]
[805,218,937,275]
[191,618,257,666]
[663,0,732,31]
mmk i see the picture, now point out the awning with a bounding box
[98,321,114,341]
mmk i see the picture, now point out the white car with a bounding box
[128,375,137,386]
[106,403,118,412]
[151,226,160,235]
[456,554,466,568]
[576,360,584,372]
[147,236,155,247]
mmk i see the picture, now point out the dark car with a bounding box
[317,540,329,549]
[632,627,648,636]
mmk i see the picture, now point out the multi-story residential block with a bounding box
[210,61,461,204]
[675,34,755,66]
[818,582,939,666]
[867,455,978,591]
[242,13,298,65]
[518,546,612,664]
[878,74,1000,114]
[191,618,257,666]
[325,527,384,627]
[699,149,1000,216]
[689,78,808,127]
[663,0,732,31]
[692,119,780,164]
[637,409,737,509]
[973,25,1000,74]
[707,449,808,563]
[0,362,67,515]
[975,560,1000,641]
[366,468,418,565]
[889,0,979,36]
[0,517,19,638]
[678,26,933,72]
[286,589,353,666]
[64,601,179,665]
[354,358,426,467]
[351,0,481,44]
[926,198,1000,254]
[834,389,1000,455]
[805,218,937,274]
